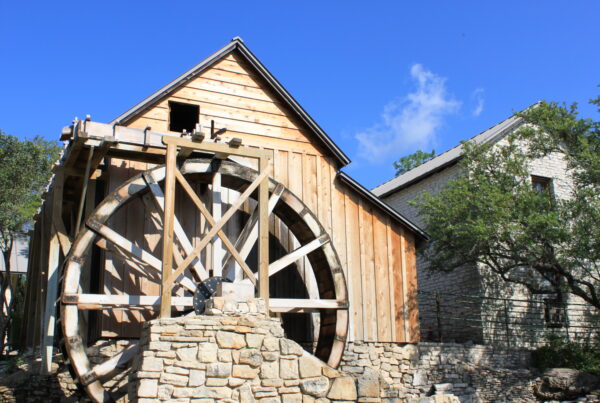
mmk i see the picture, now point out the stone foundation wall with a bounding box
[340,341,535,402]
[130,298,369,402]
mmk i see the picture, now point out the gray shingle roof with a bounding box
[371,112,528,198]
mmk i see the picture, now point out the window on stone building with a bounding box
[531,175,552,194]
[543,296,565,328]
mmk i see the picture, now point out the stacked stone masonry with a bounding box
[130,298,377,402]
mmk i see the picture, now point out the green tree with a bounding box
[415,98,600,309]
[393,149,436,176]
[0,131,60,355]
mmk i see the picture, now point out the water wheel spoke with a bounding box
[144,172,208,280]
[269,234,330,277]
[95,238,159,281]
[222,183,284,270]
[269,298,347,313]
[62,293,193,310]
[79,343,139,386]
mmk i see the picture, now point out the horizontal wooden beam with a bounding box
[62,293,347,313]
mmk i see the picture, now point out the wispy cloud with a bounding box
[355,64,460,163]
[472,88,485,117]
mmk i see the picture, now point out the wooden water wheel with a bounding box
[60,157,349,402]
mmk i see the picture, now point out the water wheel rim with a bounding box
[61,158,348,402]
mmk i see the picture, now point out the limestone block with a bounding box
[176,347,198,361]
[357,377,380,398]
[192,386,233,399]
[189,370,205,387]
[233,364,260,379]
[280,358,300,379]
[206,362,232,378]
[172,387,194,398]
[230,377,246,387]
[261,360,279,379]
[280,339,304,356]
[138,379,159,398]
[299,377,330,397]
[262,379,284,387]
[299,355,323,379]
[217,331,247,349]
[262,337,279,351]
[240,349,263,368]
[141,357,164,372]
[157,384,174,400]
[282,394,303,403]
[246,333,265,349]
[166,366,190,375]
[197,343,218,363]
[160,372,188,387]
[327,377,357,400]
[262,352,278,361]
[412,370,427,386]
[218,349,233,362]
[238,383,255,403]
[206,378,229,386]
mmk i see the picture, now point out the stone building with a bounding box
[372,110,599,348]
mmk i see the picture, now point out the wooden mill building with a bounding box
[21,38,425,398]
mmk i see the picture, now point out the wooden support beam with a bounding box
[269,234,330,277]
[160,143,177,318]
[143,173,208,280]
[258,157,270,308]
[211,169,223,277]
[41,168,64,374]
[62,293,193,309]
[61,294,345,313]
[171,169,269,284]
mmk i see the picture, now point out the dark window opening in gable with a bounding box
[169,101,199,133]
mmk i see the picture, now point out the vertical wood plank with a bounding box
[373,213,392,341]
[385,220,397,342]
[399,228,411,342]
[344,190,362,341]
[404,230,419,342]
[358,200,377,341]
[391,227,406,342]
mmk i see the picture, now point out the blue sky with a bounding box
[1,1,598,189]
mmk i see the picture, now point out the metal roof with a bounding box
[371,112,528,198]
[110,37,351,167]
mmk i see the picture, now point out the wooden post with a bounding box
[211,170,222,277]
[41,168,64,374]
[160,144,177,318]
[258,157,269,309]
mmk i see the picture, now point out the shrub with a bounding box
[532,335,600,375]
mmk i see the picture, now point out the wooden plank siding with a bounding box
[123,52,420,342]
[53,49,420,344]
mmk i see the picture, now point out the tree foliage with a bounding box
[393,149,436,176]
[0,130,60,355]
[415,98,600,309]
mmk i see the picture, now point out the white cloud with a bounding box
[472,88,485,117]
[355,64,460,163]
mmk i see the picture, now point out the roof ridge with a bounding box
[371,105,536,196]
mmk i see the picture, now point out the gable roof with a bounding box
[372,111,529,198]
[110,37,351,167]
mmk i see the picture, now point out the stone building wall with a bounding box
[381,131,598,347]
